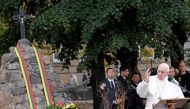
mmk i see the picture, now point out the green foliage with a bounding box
[0,19,8,36]
[0,0,190,70]
[0,0,19,16]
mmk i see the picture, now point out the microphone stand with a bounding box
[168,77,190,94]
[180,86,190,94]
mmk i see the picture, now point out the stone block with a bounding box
[9,57,19,64]
[58,74,70,83]
[11,87,26,96]
[33,87,43,96]
[43,56,51,64]
[24,94,28,101]
[69,66,77,73]
[54,96,65,103]
[1,103,15,109]
[16,104,27,109]
[1,53,10,65]
[35,97,42,104]
[8,62,20,70]
[29,57,37,63]
[70,60,79,66]
[36,105,43,109]
[0,69,8,82]
[10,72,22,82]
[14,79,25,88]
[52,63,69,74]
[14,96,24,104]
[30,74,42,84]
[37,84,44,90]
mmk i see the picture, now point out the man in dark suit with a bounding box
[99,68,121,109]
[117,67,129,109]
[127,72,144,109]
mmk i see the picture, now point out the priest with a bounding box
[136,63,184,109]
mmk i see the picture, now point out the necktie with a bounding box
[110,81,115,89]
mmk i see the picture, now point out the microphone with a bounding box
[168,77,179,86]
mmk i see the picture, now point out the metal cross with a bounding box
[12,7,31,39]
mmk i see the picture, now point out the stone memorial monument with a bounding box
[0,7,65,109]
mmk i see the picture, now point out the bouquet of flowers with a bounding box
[46,102,77,109]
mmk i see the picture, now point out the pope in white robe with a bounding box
[136,63,184,109]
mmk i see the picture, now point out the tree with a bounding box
[30,0,190,108]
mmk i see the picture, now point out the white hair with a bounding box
[159,63,169,72]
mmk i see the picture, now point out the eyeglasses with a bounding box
[157,70,165,74]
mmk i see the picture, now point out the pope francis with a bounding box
[136,63,184,109]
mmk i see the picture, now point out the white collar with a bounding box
[156,76,168,82]
[121,75,126,79]
[108,79,114,82]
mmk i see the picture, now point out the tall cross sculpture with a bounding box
[12,7,31,39]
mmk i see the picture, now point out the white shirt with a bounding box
[136,75,184,109]
[108,79,115,88]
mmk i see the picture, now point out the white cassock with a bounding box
[136,75,184,109]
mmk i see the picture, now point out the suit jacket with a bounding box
[99,79,118,109]
[137,75,184,109]
[127,81,144,109]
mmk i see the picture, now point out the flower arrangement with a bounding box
[46,102,77,109]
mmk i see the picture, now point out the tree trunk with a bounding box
[171,23,188,68]
[90,51,105,109]
[117,47,139,75]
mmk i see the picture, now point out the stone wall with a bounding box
[0,39,65,109]
[52,60,88,84]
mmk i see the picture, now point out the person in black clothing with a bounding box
[175,60,190,98]
[117,67,129,109]
[127,72,144,109]
[99,68,121,109]
[82,73,88,82]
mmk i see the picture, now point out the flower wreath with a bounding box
[46,102,77,109]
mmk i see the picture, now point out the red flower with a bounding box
[56,101,64,107]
